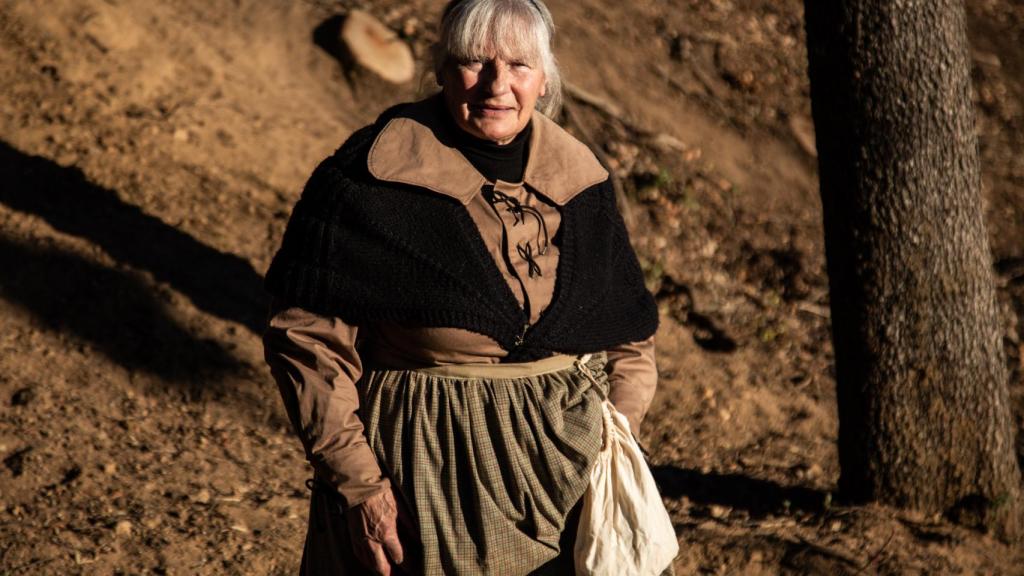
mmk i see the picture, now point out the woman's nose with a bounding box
[482,61,510,94]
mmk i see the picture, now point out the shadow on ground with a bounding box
[652,465,830,517]
[0,141,267,335]
[0,233,243,387]
[0,141,265,385]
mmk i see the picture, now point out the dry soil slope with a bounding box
[1,0,1023,575]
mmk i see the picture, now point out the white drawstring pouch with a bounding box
[573,399,678,575]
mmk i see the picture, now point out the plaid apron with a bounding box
[360,353,608,575]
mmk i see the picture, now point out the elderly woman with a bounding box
[263,0,666,574]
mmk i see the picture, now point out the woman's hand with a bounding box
[347,487,410,575]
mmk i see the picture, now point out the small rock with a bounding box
[718,409,731,422]
[806,463,823,479]
[193,489,211,504]
[114,520,133,537]
[61,465,82,485]
[231,523,250,533]
[749,550,764,563]
[173,128,189,142]
[401,17,419,37]
[650,133,688,153]
[102,462,118,475]
[830,520,843,532]
[81,9,141,52]
[709,505,730,519]
[974,50,1002,69]
[11,387,35,407]
[3,447,32,477]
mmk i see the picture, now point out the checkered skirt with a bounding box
[359,353,609,575]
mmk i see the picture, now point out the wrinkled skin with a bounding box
[439,53,547,145]
[348,488,419,575]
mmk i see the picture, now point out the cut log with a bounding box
[339,10,415,85]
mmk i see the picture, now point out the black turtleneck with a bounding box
[443,107,532,183]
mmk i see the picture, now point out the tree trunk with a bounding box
[803,0,1023,540]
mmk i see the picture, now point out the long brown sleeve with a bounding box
[262,302,390,510]
[604,336,658,433]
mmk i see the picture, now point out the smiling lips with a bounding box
[470,103,516,116]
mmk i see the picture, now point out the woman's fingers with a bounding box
[382,527,405,565]
[352,534,395,575]
[367,540,393,576]
[348,487,407,574]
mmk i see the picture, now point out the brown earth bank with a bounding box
[1,0,1022,574]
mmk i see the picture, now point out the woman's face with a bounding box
[441,53,546,145]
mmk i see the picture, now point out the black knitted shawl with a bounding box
[264,113,659,362]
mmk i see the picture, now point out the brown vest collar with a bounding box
[366,96,608,206]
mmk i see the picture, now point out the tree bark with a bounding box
[803,0,1022,540]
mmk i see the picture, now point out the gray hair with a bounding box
[434,0,563,117]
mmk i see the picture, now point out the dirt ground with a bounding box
[1,0,1022,574]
